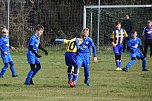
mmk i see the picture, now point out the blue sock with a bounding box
[142,58,146,70]
[116,60,119,68]
[119,60,121,68]
[25,70,34,83]
[73,74,78,81]
[9,61,16,76]
[125,60,136,69]
[0,63,9,76]
[68,73,72,81]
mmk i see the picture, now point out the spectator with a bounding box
[122,15,133,52]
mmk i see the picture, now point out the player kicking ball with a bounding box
[0,28,17,78]
[122,31,149,72]
[55,37,79,88]
[72,28,98,87]
[24,25,48,85]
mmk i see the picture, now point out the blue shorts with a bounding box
[1,52,13,63]
[76,53,90,68]
[27,53,40,64]
[113,44,123,55]
[130,50,144,60]
[65,52,77,67]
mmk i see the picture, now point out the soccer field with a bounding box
[0,47,152,101]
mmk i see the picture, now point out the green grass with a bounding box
[0,47,152,101]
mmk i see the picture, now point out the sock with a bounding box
[68,73,72,81]
[25,70,34,83]
[116,60,119,68]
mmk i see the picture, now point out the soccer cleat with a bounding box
[84,81,92,87]
[122,68,128,72]
[142,69,149,71]
[24,82,30,85]
[30,79,34,85]
[0,75,4,78]
[12,75,18,78]
[115,68,122,71]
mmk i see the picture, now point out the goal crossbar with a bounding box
[84,5,152,9]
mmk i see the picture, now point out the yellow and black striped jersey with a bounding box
[64,38,79,52]
[111,28,128,45]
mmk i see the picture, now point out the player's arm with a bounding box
[38,44,48,55]
[0,38,5,53]
[55,39,69,45]
[90,38,97,63]
[111,31,116,46]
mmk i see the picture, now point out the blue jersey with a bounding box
[0,36,10,53]
[78,37,96,57]
[128,37,142,53]
[27,34,40,55]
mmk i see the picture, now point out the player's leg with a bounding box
[32,63,41,78]
[144,39,148,57]
[83,53,91,86]
[0,54,9,77]
[122,57,136,72]
[9,61,17,77]
[137,52,148,71]
[8,53,17,77]
[70,54,82,87]
[25,54,36,85]
[25,64,35,85]
[114,53,122,70]
[113,46,121,70]
[0,63,9,78]
[65,52,73,83]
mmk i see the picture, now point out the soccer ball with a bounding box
[70,82,75,88]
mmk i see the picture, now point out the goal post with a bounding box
[83,5,152,50]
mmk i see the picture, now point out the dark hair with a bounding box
[132,31,137,34]
[114,20,121,26]
[35,24,44,31]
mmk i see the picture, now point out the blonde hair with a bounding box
[2,28,9,33]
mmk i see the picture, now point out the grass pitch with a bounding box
[0,47,152,101]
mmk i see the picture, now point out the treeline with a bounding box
[0,0,151,47]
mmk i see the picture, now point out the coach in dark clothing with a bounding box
[122,15,133,52]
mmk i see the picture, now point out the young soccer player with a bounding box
[24,25,48,85]
[142,20,152,58]
[0,28,17,78]
[72,28,97,87]
[122,31,148,72]
[55,37,79,87]
[111,21,128,70]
